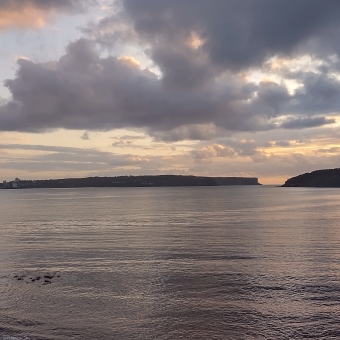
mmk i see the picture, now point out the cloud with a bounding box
[0,143,150,172]
[275,140,291,147]
[190,144,236,160]
[0,39,315,138]
[2,2,340,142]
[111,140,133,147]
[0,143,107,155]
[280,116,336,130]
[189,140,269,163]
[81,131,90,140]
[151,124,223,142]
[315,147,340,155]
[119,0,340,70]
[0,0,95,31]
[3,140,340,183]
[111,135,145,140]
[0,39,256,135]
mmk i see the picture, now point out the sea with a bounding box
[1,186,340,340]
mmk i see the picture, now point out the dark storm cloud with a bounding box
[292,73,340,115]
[121,0,340,70]
[151,47,214,91]
[1,1,340,139]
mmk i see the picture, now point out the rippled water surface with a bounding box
[1,186,340,339]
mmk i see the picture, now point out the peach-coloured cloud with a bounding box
[118,56,141,69]
[0,5,52,31]
[0,1,92,31]
[15,55,30,61]
[186,31,206,50]
[191,144,236,159]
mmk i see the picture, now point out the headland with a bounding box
[1,175,261,189]
[282,168,340,187]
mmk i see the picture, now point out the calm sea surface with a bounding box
[1,186,340,339]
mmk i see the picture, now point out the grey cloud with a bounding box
[81,131,90,140]
[315,147,340,154]
[292,73,340,114]
[111,135,145,140]
[189,139,269,163]
[0,143,140,160]
[121,0,340,70]
[110,136,158,149]
[0,143,150,172]
[151,124,224,142]
[186,150,340,183]
[0,39,338,140]
[111,140,139,148]
[256,81,290,117]
[0,143,95,153]
[3,141,340,183]
[190,144,236,160]
[263,141,273,148]
[0,39,259,135]
[250,152,267,163]
[218,139,263,157]
[0,143,194,178]
[275,140,291,147]
[2,2,340,141]
[280,116,335,130]
[151,47,214,91]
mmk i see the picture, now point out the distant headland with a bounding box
[1,175,261,189]
[282,168,340,187]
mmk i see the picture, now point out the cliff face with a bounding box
[282,168,340,187]
[214,177,260,186]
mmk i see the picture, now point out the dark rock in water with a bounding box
[44,275,54,279]
[282,168,340,187]
[13,272,60,285]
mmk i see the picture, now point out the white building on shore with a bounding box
[1,179,20,189]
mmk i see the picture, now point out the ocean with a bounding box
[1,186,340,339]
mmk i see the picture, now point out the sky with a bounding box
[1,0,340,184]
